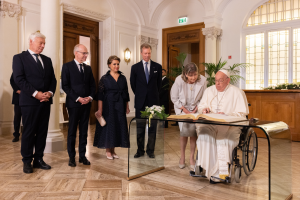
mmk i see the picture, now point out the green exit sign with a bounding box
[178,17,187,24]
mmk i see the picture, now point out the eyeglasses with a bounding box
[215,77,228,83]
[77,51,89,56]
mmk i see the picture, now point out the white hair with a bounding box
[73,44,82,55]
[28,32,46,44]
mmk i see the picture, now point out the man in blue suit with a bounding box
[13,32,57,174]
[61,44,96,167]
[130,43,162,158]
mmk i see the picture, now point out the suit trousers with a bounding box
[20,104,51,163]
[67,104,91,158]
[135,106,157,155]
[13,104,22,137]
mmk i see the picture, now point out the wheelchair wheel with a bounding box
[234,166,241,183]
[242,128,258,176]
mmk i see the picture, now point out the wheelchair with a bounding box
[190,125,258,183]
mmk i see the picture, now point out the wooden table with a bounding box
[244,90,300,141]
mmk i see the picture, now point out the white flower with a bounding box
[150,110,154,114]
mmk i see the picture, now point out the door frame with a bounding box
[162,22,206,75]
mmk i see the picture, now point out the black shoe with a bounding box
[69,158,76,167]
[23,162,33,174]
[79,157,90,165]
[147,153,155,158]
[32,159,51,170]
[12,137,19,142]
[134,152,144,158]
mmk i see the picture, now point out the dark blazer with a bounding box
[61,60,96,108]
[12,50,57,106]
[130,60,162,110]
[10,73,20,105]
[159,76,169,107]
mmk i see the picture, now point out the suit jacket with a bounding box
[12,50,57,106]
[61,60,96,108]
[130,60,162,110]
[159,76,169,106]
[10,73,20,105]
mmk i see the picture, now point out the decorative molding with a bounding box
[63,3,109,21]
[64,21,95,33]
[139,35,158,49]
[103,17,112,68]
[202,26,222,40]
[168,30,199,43]
[0,0,22,19]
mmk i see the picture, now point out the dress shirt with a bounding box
[74,59,93,103]
[142,60,151,74]
[27,49,53,98]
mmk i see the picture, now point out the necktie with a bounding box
[33,54,44,73]
[145,62,149,83]
[79,64,84,79]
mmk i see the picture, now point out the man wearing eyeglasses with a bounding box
[194,69,249,184]
[61,44,96,167]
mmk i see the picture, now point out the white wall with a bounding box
[0,10,20,134]
[156,0,205,64]
[220,0,265,73]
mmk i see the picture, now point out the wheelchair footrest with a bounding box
[189,171,207,178]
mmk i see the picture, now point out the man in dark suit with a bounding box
[61,44,96,167]
[159,69,169,128]
[13,32,57,174]
[10,73,22,142]
[130,43,162,158]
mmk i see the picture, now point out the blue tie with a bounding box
[145,62,149,83]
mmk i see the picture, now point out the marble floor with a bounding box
[0,121,299,200]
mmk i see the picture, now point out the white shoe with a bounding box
[179,162,185,169]
[112,154,119,159]
[106,153,113,160]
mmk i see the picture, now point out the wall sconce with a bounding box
[124,48,131,65]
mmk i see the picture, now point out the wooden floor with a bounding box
[0,122,299,200]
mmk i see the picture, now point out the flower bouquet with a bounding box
[140,105,169,127]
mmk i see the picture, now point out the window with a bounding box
[245,0,300,89]
[247,0,300,26]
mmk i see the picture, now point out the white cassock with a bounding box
[195,84,249,180]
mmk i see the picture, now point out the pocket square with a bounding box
[154,71,157,73]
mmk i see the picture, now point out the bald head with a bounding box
[215,70,230,92]
[74,44,88,63]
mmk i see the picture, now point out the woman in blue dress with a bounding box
[94,55,130,159]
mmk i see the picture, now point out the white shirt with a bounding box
[74,59,84,72]
[74,59,93,103]
[28,49,44,68]
[142,60,151,74]
[27,49,53,98]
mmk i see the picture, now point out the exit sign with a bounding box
[178,17,187,24]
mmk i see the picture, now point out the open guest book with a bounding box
[167,113,247,123]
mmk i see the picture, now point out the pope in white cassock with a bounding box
[195,69,249,183]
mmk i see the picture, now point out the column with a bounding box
[202,26,222,64]
[40,0,64,153]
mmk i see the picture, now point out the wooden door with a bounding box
[89,34,99,124]
[168,45,180,114]
[63,13,99,124]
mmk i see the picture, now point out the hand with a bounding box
[78,97,89,105]
[35,91,49,102]
[202,108,210,114]
[126,106,130,114]
[182,107,191,114]
[95,110,102,118]
[16,90,21,94]
[191,105,198,113]
[83,97,92,102]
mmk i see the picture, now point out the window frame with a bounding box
[241,19,300,89]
